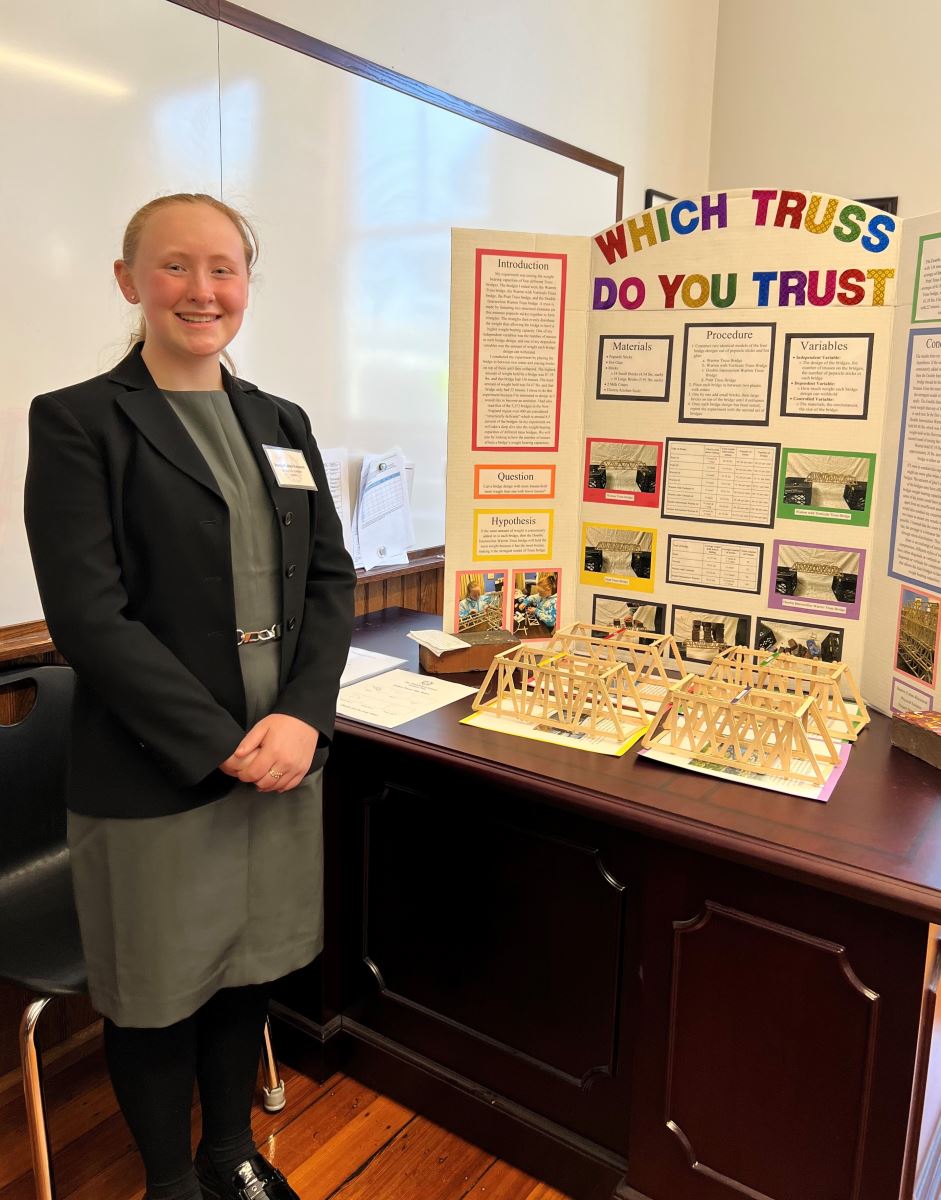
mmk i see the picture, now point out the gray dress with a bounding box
[68,389,324,1028]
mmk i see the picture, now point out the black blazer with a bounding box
[24,344,356,819]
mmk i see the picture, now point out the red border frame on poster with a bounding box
[582,438,663,507]
[472,249,566,452]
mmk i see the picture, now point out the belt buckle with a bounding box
[236,623,281,646]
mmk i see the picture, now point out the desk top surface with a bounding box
[341,609,941,922]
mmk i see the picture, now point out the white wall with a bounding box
[1,0,222,625]
[245,0,720,215]
[710,0,940,216]
[2,0,720,628]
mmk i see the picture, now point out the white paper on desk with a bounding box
[354,448,415,571]
[407,629,470,656]
[336,669,476,728]
[320,447,353,556]
[340,646,407,688]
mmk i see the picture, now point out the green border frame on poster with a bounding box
[912,232,941,323]
[776,447,876,528]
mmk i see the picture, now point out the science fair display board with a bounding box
[445,188,941,717]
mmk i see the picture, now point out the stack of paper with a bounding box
[407,630,470,656]
[352,448,415,571]
[340,645,407,688]
[337,669,477,728]
[319,447,354,557]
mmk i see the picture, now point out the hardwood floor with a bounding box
[0,1037,571,1200]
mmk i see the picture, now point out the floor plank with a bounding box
[268,1082,413,1195]
[522,1185,575,1200]
[0,1036,573,1199]
[329,1116,494,1200]
[460,1161,548,1200]
[0,1050,117,1189]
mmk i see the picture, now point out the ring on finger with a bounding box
[268,768,285,781]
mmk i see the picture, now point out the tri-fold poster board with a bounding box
[445,188,941,717]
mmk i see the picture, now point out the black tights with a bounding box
[104,983,271,1200]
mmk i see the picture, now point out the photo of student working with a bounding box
[456,572,505,631]
[513,572,559,637]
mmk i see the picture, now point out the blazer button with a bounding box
[283,511,294,526]
[286,563,296,579]
[287,617,297,632]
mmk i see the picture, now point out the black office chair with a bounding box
[0,665,286,1200]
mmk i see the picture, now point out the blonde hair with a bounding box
[119,193,258,368]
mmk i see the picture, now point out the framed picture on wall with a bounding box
[856,196,898,214]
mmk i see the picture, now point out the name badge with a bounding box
[263,445,318,490]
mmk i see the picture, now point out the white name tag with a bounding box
[263,445,318,490]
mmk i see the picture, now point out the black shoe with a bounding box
[194,1143,299,1200]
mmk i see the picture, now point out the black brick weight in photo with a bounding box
[832,573,857,603]
[784,476,812,505]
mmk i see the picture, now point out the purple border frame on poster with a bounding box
[888,327,941,592]
[767,538,866,621]
[890,678,933,714]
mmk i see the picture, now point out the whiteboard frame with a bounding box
[167,0,624,224]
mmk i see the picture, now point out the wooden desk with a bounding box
[272,609,941,1200]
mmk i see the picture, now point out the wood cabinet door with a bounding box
[335,738,642,1157]
[628,841,927,1200]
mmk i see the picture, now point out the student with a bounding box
[519,573,557,634]
[458,579,487,621]
[24,194,356,1200]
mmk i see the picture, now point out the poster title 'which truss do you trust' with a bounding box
[593,190,896,311]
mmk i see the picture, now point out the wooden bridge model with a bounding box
[641,672,844,786]
[459,601,504,633]
[472,623,683,741]
[702,646,869,740]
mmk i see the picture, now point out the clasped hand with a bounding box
[219,714,319,793]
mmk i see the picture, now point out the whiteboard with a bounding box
[1,0,618,625]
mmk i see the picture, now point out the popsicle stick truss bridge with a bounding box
[642,673,842,785]
[703,647,869,740]
[472,624,683,741]
[459,603,504,632]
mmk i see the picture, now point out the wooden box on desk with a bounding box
[419,629,520,674]
[891,710,941,771]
